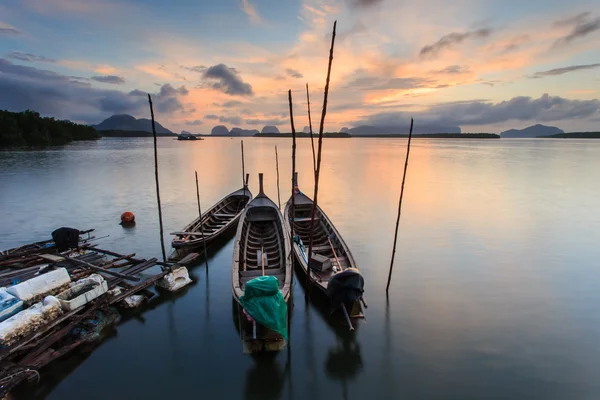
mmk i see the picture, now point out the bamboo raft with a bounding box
[0,231,197,396]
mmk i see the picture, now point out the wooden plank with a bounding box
[109,271,169,304]
[293,217,320,222]
[20,306,99,365]
[177,253,199,266]
[0,305,92,361]
[65,256,140,281]
[38,254,65,262]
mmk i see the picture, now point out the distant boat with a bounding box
[169,177,252,261]
[232,173,292,353]
[177,133,202,140]
[284,173,365,326]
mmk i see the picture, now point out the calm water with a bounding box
[1,137,600,399]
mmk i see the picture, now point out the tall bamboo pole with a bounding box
[385,118,414,293]
[241,140,246,197]
[306,21,337,291]
[288,90,297,269]
[148,94,167,266]
[306,83,316,173]
[195,170,209,272]
[275,146,281,209]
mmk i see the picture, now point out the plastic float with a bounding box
[0,290,24,323]
[156,267,192,292]
[6,268,71,305]
[0,296,62,346]
[120,211,136,226]
[56,274,108,311]
[121,295,145,308]
[107,286,146,308]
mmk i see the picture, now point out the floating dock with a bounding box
[0,230,197,396]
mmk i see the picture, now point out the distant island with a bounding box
[348,124,462,135]
[94,114,174,135]
[0,110,98,146]
[255,132,351,138]
[539,132,600,139]
[349,133,499,139]
[501,124,563,138]
[4,110,595,146]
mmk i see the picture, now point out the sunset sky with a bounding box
[1,0,599,133]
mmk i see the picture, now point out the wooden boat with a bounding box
[169,177,252,261]
[177,133,201,140]
[283,173,365,328]
[232,173,292,352]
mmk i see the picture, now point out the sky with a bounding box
[1,0,600,134]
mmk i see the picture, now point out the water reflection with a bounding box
[243,356,286,400]
[325,338,363,400]
[4,138,600,400]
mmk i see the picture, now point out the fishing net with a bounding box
[240,276,288,340]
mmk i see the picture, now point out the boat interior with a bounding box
[238,206,286,290]
[185,193,250,238]
[288,202,350,283]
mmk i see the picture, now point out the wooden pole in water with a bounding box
[195,171,209,272]
[306,83,316,174]
[288,90,297,267]
[148,94,168,266]
[386,118,414,293]
[241,140,246,197]
[306,20,337,292]
[275,146,281,209]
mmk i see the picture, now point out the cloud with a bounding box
[204,114,219,120]
[0,22,22,35]
[357,94,600,127]
[221,100,244,108]
[420,28,493,58]
[345,73,434,90]
[347,0,383,8]
[530,63,600,79]
[6,52,56,63]
[431,65,470,74]
[185,120,203,126]
[502,35,529,52]
[240,0,263,25]
[285,68,303,78]
[90,75,126,84]
[181,65,206,73]
[219,115,243,125]
[554,12,600,47]
[0,58,188,121]
[202,63,253,96]
[159,83,188,97]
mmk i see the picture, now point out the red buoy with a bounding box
[121,211,135,224]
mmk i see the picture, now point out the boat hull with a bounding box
[283,194,364,318]
[231,187,292,353]
[169,187,252,261]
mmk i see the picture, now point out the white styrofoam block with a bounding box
[0,297,63,346]
[156,267,192,292]
[121,295,145,308]
[56,275,108,311]
[0,289,23,323]
[6,268,71,304]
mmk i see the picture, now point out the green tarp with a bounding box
[239,276,288,340]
